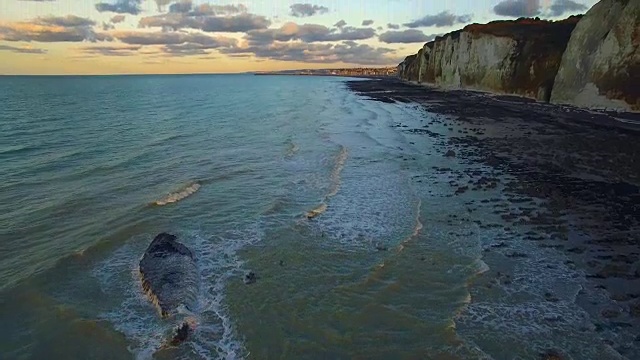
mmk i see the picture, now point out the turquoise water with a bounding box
[0,75,620,359]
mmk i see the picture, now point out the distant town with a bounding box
[254,67,397,77]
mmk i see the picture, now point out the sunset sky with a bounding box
[0,0,596,75]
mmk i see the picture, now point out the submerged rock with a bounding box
[244,271,257,285]
[139,233,198,346]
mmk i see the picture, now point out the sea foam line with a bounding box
[154,183,201,206]
[305,146,348,219]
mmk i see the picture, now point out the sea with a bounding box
[0,75,623,359]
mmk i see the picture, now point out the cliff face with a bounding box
[551,0,639,111]
[398,17,580,101]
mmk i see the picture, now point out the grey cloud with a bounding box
[112,30,237,48]
[0,16,110,42]
[379,29,437,43]
[549,0,587,16]
[290,3,329,17]
[493,0,541,17]
[111,15,126,23]
[169,0,193,13]
[245,23,375,45]
[0,44,47,53]
[79,45,141,56]
[169,1,247,15]
[35,15,95,27]
[139,12,269,32]
[403,11,472,28]
[102,22,115,30]
[222,40,397,65]
[334,19,347,28]
[387,23,400,29]
[362,19,374,26]
[377,26,383,30]
[154,0,172,11]
[95,0,142,15]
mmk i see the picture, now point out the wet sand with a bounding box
[347,79,640,358]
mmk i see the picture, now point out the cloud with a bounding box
[154,0,172,11]
[18,0,56,2]
[362,19,374,26]
[168,1,248,15]
[403,11,472,28]
[0,16,109,42]
[111,30,236,47]
[493,0,541,17]
[334,19,346,28]
[223,40,397,65]
[245,22,376,45]
[34,15,95,27]
[95,0,142,15]
[548,0,587,16]
[289,3,329,17]
[79,45,141,56]
[379,29,440,43]
[0,44,47,54]
[387,23,400,29]
[139,12,269,32]
[111,15,126,24]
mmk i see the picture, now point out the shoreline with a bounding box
[347,78,640,358]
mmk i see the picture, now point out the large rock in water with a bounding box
[397,17,580,101]
[139,233,198,318]
[551,0,640,111]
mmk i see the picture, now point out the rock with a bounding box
[540,349,564,360]
[139,233,198,318]
[601,308,621,318]
[551,0,640,111]
[375,243,388,251]
[244,271,257,285]
[169,321,194,347]
[445,150,456,157]
[630,300,640,317]
[139,233,198,347]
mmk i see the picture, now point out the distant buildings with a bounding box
[255,67,398,77]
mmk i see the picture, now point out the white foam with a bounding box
[154,183,201,206]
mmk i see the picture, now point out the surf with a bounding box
[153,183,201,206]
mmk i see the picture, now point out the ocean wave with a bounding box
[154,183,201,206]
[303,146,348,219]
[305,203,327,219]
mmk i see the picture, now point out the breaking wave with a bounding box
[154,183,201,206]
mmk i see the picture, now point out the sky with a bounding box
[0,0,597,75]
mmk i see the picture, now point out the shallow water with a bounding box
[0,75,621,359]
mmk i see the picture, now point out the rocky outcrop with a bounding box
[139,233,198,346]
[551,0,639,111]
[398,17,580,101]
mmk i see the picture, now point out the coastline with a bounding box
[347,78,640,358]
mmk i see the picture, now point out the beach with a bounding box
[348,78,640,358]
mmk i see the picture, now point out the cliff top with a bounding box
[461,15,582,39]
